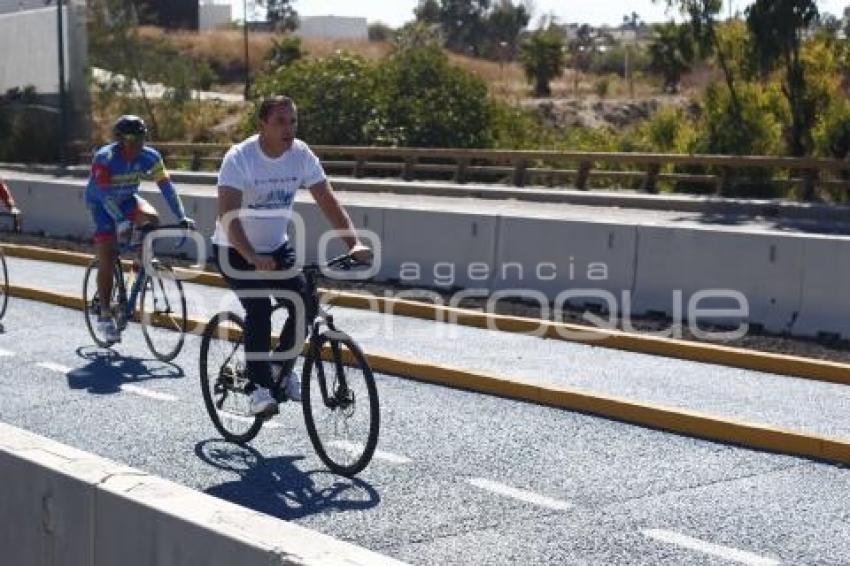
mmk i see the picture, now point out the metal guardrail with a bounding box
[70,141,850,201]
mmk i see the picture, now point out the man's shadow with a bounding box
[66,346,184,395]
[195,439,380,521]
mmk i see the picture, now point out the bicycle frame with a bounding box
[268,263,350,406]
[110,225,185,328]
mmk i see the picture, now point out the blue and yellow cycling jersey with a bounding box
[85,142,185,222]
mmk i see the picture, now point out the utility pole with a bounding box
[57,0,68,165]
[243,0,251,100]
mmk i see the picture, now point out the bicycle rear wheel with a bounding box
[302,332,379,477]
[140,262,187,362]
[200,312,263,444]
[82,258,124,347]
[0,251,9,320]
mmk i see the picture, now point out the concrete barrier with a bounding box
[0,421,407,566]
[493,217,637,312]
[793,235,850,338]
[291,201,385,264]
[5,172,850,339]
[6,178,91,239]
[381,208,499,289]
[631,226,804,333]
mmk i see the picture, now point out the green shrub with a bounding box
[375,46,493,147]
[814,99,850,159]
[251,53,379,145]
[264,36,303,70]
[0,103,59,163]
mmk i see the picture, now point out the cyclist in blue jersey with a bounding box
[85,115,195,343]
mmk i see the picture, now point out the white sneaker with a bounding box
[248,387,278,417]
[284,371,302,402]
[96,317,121,344]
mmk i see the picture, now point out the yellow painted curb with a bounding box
[4,242,850,386]
[7,282,850,466]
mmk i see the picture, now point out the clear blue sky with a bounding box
[230,1,850,28]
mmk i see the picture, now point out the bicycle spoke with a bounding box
[141,266,186,362]
[303,336,379,476]
[200,312,262,443]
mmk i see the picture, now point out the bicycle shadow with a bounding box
[195,439,381,521]
[66,346,184,395]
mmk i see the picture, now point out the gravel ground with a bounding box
[4,231,849,364]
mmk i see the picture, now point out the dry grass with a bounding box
[135,26,675,102]
[138,27,390,74]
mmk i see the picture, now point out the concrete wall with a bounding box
[0,421,406,566]
[4,175,849,339]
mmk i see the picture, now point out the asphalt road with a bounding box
[1,289,849,563]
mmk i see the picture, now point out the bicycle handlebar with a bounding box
[306,252,371,272]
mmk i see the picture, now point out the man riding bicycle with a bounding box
[212,95,371,417]
[85,115,195,344]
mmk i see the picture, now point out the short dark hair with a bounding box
[257,95,296,122]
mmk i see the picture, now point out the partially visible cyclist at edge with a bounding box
[211,95,372,417]
[0,179,22,232]
[85,115,195,344]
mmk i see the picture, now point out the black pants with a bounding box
[215,244,316,389]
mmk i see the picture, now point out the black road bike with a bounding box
[199,253,380,477]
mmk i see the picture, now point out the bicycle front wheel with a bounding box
[200,311,263,444]
[0,250,9,320]
[82,258,123,348]
[302,332,379,477]
[140,262,187,362]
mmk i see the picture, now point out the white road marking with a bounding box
[37,362,72,373]
[219,411,281,429]
[37,361,178,403]
[120,384,178,402]
[467,477,571,511]
[328,440,412,464]
[0,348,15,357]
[643,529,780,566]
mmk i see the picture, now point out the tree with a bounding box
[251,54,378,145]
[414,0,441,24]
[483,0,531,59]
[520,29,565,97]
[259,0,298,32]
[376,46,494,147]
[746,0,819,157]
[88,0,158,134]
[393,21,443,52]
[659,0,742,118]
[437,0,492,56]
[647,22,695,93]
[623,12,641,34]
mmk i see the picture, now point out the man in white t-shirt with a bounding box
[212,95,372,417]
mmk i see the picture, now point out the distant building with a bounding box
[199,0,231,31]
[0,0,54,15]
[295,15,368,40]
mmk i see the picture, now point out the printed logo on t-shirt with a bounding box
[248,176,300,210]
